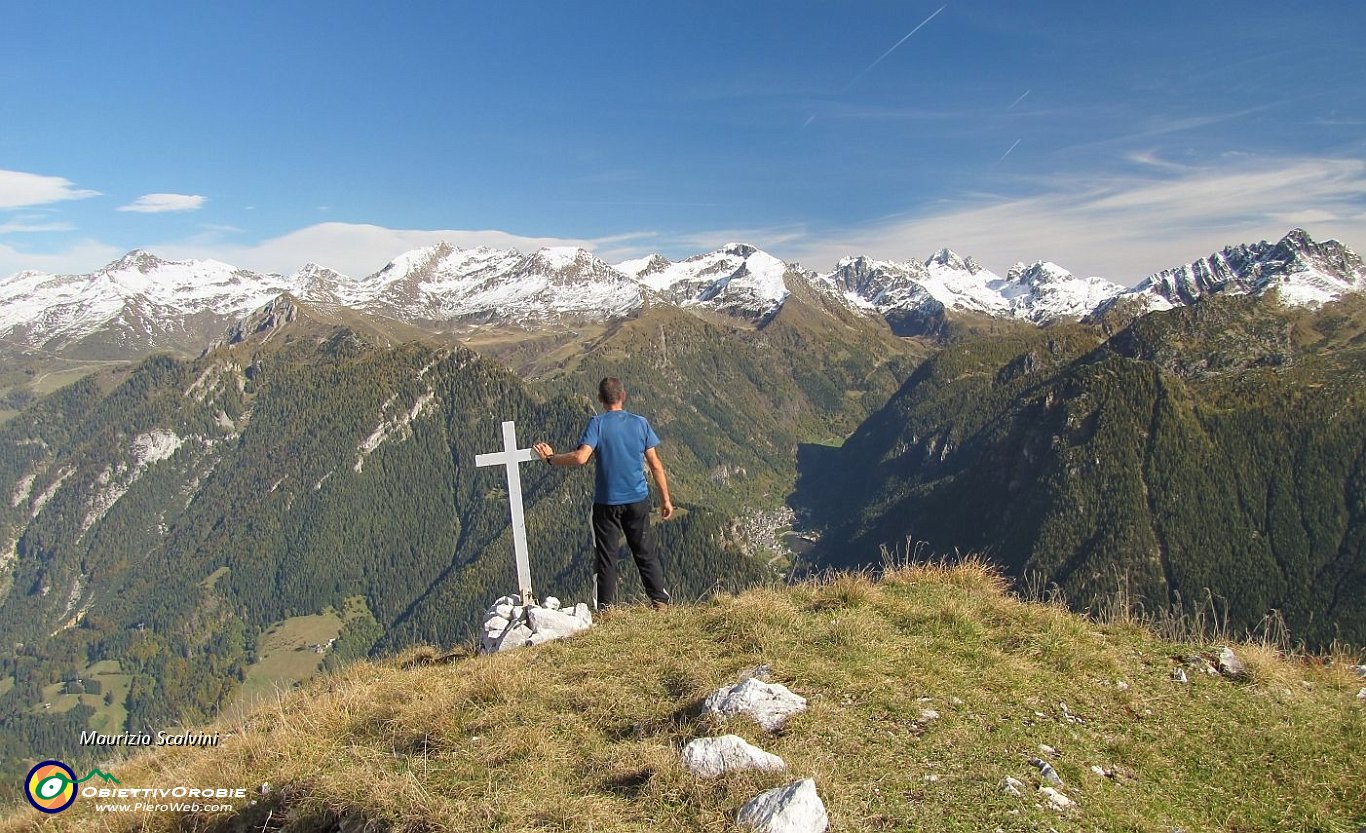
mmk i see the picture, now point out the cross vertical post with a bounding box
[475,420,539,606]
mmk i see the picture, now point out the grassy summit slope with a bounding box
[10,563,1362,833]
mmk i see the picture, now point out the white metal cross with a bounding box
[475,420,539,606]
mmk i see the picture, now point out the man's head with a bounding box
[598,377,626,407]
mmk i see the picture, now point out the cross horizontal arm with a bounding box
[475,447,540,467]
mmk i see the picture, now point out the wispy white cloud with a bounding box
[0,222,659,279]
[198,223,244,234]
[1063,102,1289,154]
[1126,150,1193,173]
[1265,209,1343,226]
[0,169,100,209]
[784,155,1366,284]
[117,193,207,214]
[5,157,1364,287]
[640,225,813,261]
[0,239,124,278]
[155,222,658,276]
[0,215,76,233]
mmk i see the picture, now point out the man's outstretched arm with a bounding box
[534,442,592,467]
[644,447,674,519]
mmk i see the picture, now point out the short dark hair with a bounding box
[598,377,625,405]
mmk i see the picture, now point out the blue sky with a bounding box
[2,0,1364,283]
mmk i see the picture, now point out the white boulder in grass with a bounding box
[705,678,807,732]
[736,778,828,833]
[480,594,592,653]
[681,735,787,778]
[1217,646,1249,680]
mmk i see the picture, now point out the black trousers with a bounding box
[591,499,670,608]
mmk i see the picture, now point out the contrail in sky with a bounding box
[1008,89,1031,110]
[845,5,948,89]
[802,114,816,128]
[996,138,1022,163]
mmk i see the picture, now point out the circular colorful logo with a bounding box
[25,760,77,814]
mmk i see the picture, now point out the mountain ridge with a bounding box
[6,229,1363,361]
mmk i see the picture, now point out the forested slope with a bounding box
[796,293,1366,647]
[0,290,919,798]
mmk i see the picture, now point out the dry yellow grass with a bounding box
[3,563,1362,833]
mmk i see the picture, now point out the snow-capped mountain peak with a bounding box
[830,250,1138,326]
[0,250,296,356]
[925,247,978,274]
[524,246,618,277]
[720,242,759,258]
[615,253,672,279]
[372,243,454,282]
[100,249,167,275]
[1123,228,1366,311]
[1008,261,1073,287]
[3,229,1361,359]
[288,263,352,307]
[827,249,1009,323]
[293,262,347,281]
[1005,262,1127,321]
[331,242,642,324]
[3,269,49,285]
[627,243,792,319]
[528,246,589,271]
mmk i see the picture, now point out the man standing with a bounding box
[534,377,674,611]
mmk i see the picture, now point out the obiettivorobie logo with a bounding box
[24,760,120,814]
[24,760,246,814]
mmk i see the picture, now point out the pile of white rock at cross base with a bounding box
[480,595,593,653]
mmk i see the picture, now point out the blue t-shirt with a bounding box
[579,410,660,505]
